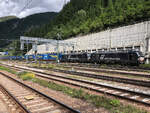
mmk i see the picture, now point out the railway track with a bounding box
[52,69,150,87]
[4,63,150,87]
[14,61,150,78]
[61,65,150,78]
[0,71,81,113]
[57,62,150,72]
[2,63,150,87]
[2,64,150,106]
[0,84,31,113]
[8,61,150,78]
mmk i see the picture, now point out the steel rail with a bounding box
[62,66,150,78]
[3,64,150,96]
[0,71,81,113]
[2,63,150,87]
[0,84,32,113]
[5,65,150,106]
[52,69,150,87]
[59,62,150,72]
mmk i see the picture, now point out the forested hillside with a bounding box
[0,16,17,22]
[25,0,150,39]
[0,12,57,48]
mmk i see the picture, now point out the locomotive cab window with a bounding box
[136,52,144,57]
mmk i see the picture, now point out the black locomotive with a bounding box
[61,52,91,63]
[60,50,145,65]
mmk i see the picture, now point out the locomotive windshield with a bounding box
[136,51,144,57]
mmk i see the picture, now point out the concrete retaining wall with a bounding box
[62,21,150,54]
[28,21,150,63]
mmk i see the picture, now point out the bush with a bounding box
[0,65,17,74]
[17,71,28,77]
[17,71,35,81]
[110,99,120,107]
[140,64,150,68]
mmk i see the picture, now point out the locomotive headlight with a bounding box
[138,57,144,62]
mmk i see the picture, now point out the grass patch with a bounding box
[140,64,150,69]
[31,63,67,71]
[31,78,148,113]
[31,63,56,69]
[100,64,108,68]
[17,71,35,81]
[0,65,17,74]
[47,64,56,69]
[68,75,95,81]
[139,64,150,73]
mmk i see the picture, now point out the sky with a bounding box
[0,0,70,18]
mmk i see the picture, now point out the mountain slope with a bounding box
[0,16,17,22]
[25,0,150,39]
[0,12,57,48]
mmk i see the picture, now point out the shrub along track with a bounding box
[2,63,150,107]
[0,70,81,113]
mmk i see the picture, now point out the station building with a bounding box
[27,21,150,63]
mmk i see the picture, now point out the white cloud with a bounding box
[0,0,70,18]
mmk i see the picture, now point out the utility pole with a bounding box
[109,29,112,51]
[33,42,38,63]
[26,41,29,63]
[56,33,61,63]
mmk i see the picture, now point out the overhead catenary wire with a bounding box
[12,0,33,29]
[19,0,33,14]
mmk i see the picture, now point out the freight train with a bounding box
[9,53,62,61]
[60,50,145,65]
[3,50,145,65]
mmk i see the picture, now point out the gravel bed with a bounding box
[0,70,109,113]
[27,71,150,112]
[1,61,150,112]
[0,98,9,113]
[68,66,150,75]
[37,69,150,95]
[2,62,150,97]
[75,69,150,81]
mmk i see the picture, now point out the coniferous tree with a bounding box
[24,0,150,40]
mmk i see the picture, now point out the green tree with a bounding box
[24,0,150,40]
